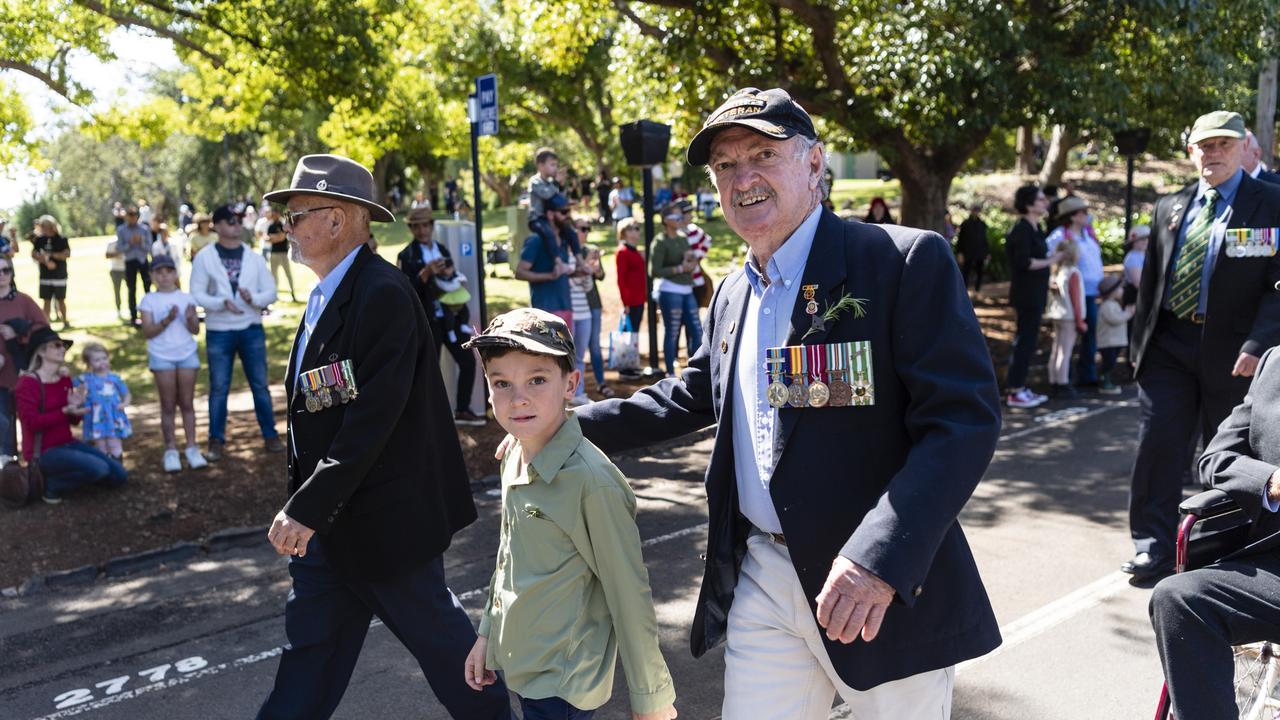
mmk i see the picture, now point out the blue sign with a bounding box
[476,74,498,136]
[460,241,474,257]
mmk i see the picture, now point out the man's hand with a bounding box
[417,265,434,283]
[634,707,678,720]
[238,286,254,304]
[0,324,15,340]
[464,637,496,691]
[1233,352,1261,378]
[814,556,895,644]
[223,299,244,314]
[267,510,316,557]
[1269,469,1280,506]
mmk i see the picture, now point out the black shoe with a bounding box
[1121,552,1172,580]
[264,436,285,453]
[206,439,224,462]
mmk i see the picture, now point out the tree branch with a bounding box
[132,0,265,50]
[0,60,77,104]
[73,0,226,67]
[612,0,666,41]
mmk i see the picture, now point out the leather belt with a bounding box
[1161,308,1206,326]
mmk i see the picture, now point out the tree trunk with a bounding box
[1037,125,1079,188]
[1016,125,1038,176]
[371,155,392,209]
[881,131,986,233]
[1258,57,1278,167]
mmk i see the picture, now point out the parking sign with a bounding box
[476,74,498,136]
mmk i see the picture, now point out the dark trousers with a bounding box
[257,540,512,720]
[961,254,986,291]
[124,259,151,321]
[625,305,645,335]
[1075,295,1098,384]
[520,696,595,720]
[0,388,15,458]
[432,318,476,413]
[1151,552,1280,719]
[1006,301,1044,389]
[1129,315,1251,559]
[1099,347,1121,378]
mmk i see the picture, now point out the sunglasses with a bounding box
[577,225,591,232]
[283,206,337,226]
[47,341,65,350]
[0,267,12,275]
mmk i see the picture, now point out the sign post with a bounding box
[469,73,498,328]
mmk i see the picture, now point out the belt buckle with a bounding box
[1191,312,1206,324]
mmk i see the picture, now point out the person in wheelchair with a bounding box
[1151,346,1280,718]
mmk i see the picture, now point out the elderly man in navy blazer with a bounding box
[575,88,1002,719]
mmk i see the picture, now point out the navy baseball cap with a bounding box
[545,194,571,212]
[150,254,176,272]
[211,204,239,225]
[687,87,818,166]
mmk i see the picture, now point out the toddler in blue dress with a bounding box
[74,342,132,460]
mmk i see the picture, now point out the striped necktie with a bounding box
[1168,187,1219,320]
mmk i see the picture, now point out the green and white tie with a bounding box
[1168,187,1219,320]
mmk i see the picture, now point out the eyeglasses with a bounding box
[283,206,338,226]
[577,225,591,232]
[0,267,13,275]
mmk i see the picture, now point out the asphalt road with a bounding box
[1,388,1173,720]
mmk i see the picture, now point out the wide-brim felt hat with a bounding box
[687,87,818,166]
[1056,196,1089,216]
[264,154,395,223]
[28,326,71,352]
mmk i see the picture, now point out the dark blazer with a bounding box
[1131,173,1280,376]
[1256,168,1280,186]
[576,210,1002,690]
[282,246,477,581]
[1200,346,1280,558]
[1004,217,1050,309]
[396,240,454,311]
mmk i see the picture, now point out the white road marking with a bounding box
[1001,401,1136,441]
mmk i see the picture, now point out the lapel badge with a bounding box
[720,339,729,353]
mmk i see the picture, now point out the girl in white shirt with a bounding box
[139,256,207,473]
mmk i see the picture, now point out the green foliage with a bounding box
[13,195,65,237]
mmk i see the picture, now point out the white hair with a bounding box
[703,133,830,200]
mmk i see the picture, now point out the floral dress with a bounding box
[74,373,132,440]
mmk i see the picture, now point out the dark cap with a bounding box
[211,204,239,225]
[544,194,571,212]
[28,326,72,352]
[687,87,818,166]
[1188,111,1246,145]
[1097,274,1124,297]
[463,308,575,358]
[151,254,176,272]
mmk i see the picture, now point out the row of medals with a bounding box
[765,369,869,409]
[304,385,357,413]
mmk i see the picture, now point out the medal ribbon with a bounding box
[790,345,803,384]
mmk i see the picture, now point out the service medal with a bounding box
[829,374,852,406]
[767,380,789,408]
[788,380,808,407]
[808,380,830,407]
[305,392,321,413]
[320,387,333,408]
[805,299,819,316]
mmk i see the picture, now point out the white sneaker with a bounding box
[1006,388,1046,409]
[567,395,591,407]
[163,449,182,473]
[184,446,208,470]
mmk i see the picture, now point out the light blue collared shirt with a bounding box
[294,244,362,385]
[731,206,823,534]
[1164,168,1244,316]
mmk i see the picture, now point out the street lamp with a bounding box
[1113,128,1151,241]
[619,120,672,378]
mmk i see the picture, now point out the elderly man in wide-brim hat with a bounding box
[255,154,512,720]
[575,87,1003,718]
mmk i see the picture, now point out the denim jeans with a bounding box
[658,290,702,375]
[519,696,594,720]
[572,308,604,395]
[206,324,278,442]
[1075,296,1099,384]
[40,441,127,496]
[0,388,15,458]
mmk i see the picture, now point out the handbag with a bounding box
[0,378,46,509]
[608,315,642,372]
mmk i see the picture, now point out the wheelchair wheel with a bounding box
[1234,642,1280,719]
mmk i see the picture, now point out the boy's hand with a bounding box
[634,706,678,720]
[464,637,496,691]
[494,434,516,461]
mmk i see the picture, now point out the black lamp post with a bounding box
[1114,128,1151,241]
[619,120,672,377]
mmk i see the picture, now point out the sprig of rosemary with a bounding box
[803,292,868,339]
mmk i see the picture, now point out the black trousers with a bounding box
[256,540,512,720]
[1006,300,1044,389]
[961,254,986,291]
[1129,314,1251,559]
[124,259,151,321]
[432,317,476,413]
[1151,552,1280,719]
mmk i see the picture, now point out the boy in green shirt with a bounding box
[462,308,678,720]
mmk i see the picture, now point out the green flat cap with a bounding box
[1188,111,1246,145]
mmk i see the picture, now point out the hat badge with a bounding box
[315,179,328,191]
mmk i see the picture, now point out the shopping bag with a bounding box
[608,316,641,371]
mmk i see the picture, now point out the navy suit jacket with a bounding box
[576,210,1002,690]
[1200,346,1280,559]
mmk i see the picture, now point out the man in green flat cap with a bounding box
[1124,110,1280,580]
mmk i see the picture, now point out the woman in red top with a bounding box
[0,254,48,459]
[16,327,127,504]
[615,217,647,333]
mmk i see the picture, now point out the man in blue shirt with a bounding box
[514,193,577,326]
[1124,111,1280,580]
